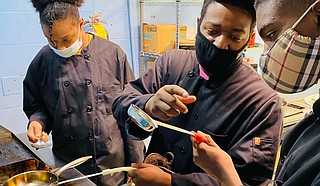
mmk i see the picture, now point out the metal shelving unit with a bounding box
[139,0,203,73]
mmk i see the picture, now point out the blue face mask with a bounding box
[49,29,82,58]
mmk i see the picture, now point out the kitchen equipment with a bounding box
[83,13,109,40]
[57,166,136,185]
[3,156,92,186]
[127,104,206,143]
[0,159,52,184]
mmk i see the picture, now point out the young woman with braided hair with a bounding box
[24,1,145,185]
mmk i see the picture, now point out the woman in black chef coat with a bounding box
[23,0,144,185]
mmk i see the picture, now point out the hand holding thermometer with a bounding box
[128,104,206,143]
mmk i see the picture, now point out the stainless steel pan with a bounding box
[3,156,92,186]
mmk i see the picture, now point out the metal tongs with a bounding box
[127,104,206,143]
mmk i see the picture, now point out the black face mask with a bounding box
[195,31,247,81]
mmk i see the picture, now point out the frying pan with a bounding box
[3,156,92,186]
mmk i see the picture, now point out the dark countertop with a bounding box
[15,132,65,169]
[0,125,96,186]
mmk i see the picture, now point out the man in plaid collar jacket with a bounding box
[256,0,320,185]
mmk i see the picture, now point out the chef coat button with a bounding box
[84,54,90,60]
[70,136,74,140]
[180,146,186,154]
[86,106,93,113]
[89,134,94,140]
[194,113,199,120]
[160,136,164,141]
[90,161,95,166]
[85,79,92,86]
[67,108,73,113]
[188,71,195,77]
[64,81,70,87]
[211,84,218,89]
[280,156,286,164]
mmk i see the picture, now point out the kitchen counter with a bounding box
[0,125,96,186]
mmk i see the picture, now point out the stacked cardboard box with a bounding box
[143,23,187,54]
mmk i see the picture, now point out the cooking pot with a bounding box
[3,156,92,186]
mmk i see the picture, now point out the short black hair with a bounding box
[200,0,256,30]
[254,0,315,15]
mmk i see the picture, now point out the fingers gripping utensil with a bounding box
[128,104,206,143]
[57,166,136,185]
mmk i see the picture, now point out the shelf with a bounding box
[140,0,203,73]
[141,0,203,3]
[141,51,162,58]
[141,0,203,7]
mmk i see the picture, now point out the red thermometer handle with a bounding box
[191,131,206,144]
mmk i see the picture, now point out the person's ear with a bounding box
[249,31,255,44]
[197,17,200,23]
[312,1,320,29]
[312,0,320,14]
[79,18,85,29]
[196,17,201,28]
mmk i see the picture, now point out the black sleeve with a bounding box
[112,51,170,129]
[23,52,53,133]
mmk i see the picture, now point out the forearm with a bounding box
[219,165,242,186]
[24,91,51,132]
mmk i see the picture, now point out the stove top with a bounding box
[0,125,96,186]
[0,133,33,167]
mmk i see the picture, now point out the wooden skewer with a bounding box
[153,120,194,136]
[153,120,207,143]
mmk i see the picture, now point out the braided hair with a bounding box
[31,0,84,43]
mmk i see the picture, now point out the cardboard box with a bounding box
[143,23,187,54]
